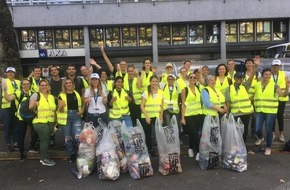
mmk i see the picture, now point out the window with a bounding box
[225,23,237,43]
[239,22,254,42]
[206,23,219,43]
[189,24,204,44]
[139,26,152,46]
[273,20,287,41]
[55,29,70,48]
[38,29,53,49]
[105,27,120,47]
[20,29,36,50]
[157,25,170,45]
[122,26,137,47]
[72,29,84,48]
[90,28,104,48]
[172,25,187,45]
[256,21,271,42]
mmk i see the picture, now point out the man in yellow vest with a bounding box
[28,66,42,93]
[271,59,288,142]
[1,67,21,153]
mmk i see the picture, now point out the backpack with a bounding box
[18,92,40,123]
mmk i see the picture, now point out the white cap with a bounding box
[272,59,282,66]
[167,74,176,79]
[6,67,16,73]
[165,63,173,68]
[90,73,100,79]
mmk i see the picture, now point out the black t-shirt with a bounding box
[59,92,79,110]
[50,78,62,98]
[64,77,84,96]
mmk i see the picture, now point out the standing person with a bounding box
[80,65,90,89]
[254,68,289,156]
[193,68,205,88]
[123,65,142,126]
[202,65,210,82]
[201,75,227,118]
[140,75,164,159]
[57,78,83,162]
[225,72,254,143]
[3,79,36,161]
[0,67,21,153]
[64,65,86,97]
[227,59,236,82]
[29,80,56,166]
[160,62,174,88]
[140,58,154,91]
[84,73,108,126]
[183,60,192,75]
[28,66,42,93]
[176,67,189,94]
[181,72,203,161]
[214,63,232,95]
[271,59,288,142]
[107,76,133,127]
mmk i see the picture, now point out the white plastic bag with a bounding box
[108,120,127,173]
[199,115,222,170]
[155,116,182,175]
[220,114,227,153]
[96,127,120,180]
[223,114,247,172]
[121,120,153,179]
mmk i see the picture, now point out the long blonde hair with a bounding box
[89,77,103,97]
[61,78,75,93]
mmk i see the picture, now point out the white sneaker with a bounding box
[188,149,194,157]
[195,153,200,161]
[255,137,264,146]
[272,133,276,142]
[279,134,286,143]
[264,148,271,156]
[179,140,183,146]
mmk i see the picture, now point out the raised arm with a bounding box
[100,43,114,73]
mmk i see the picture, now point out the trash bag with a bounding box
[96,127,120,180]
[199,115,222,170]
[220,114,227,154]
[108,120,127,173]
[155,116,182,175]
[121,120,153,180]
[75,122,98,178]
[223,114,247,172]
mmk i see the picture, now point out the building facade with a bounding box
[6,0,290,75]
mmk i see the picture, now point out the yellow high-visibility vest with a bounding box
[202,87,225,116]
[33,93,56,124]
[184,86,202,116]
[229,85,253,114]
[141,89,163,118]
[271,70,289,101]
[215,76,231,95]
[163,84,179,113]
[123,77,142,105]
[1,79,21,109]
[109,89,130,119]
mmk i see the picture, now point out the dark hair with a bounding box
[244,58,254,64]
[66,64,76,70]
[193,69,199,74]
[184,60,191,65]
[227,59,235,65]
[215,63,228,76]
[261,68,271,76]
[33,66,41,71]
[127,65,135,70]
[147,75,159,97]
[142,58,152,71]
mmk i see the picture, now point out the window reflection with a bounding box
[273,20,287,41]
[90,28,103,47]
[20,29,36,50]
[55,29,70,48]
[38,29,53,49]
[239,22,254,42]
[225,23,237,43]
[206,23,219,43]
[158,25,170,45]
[256,21,270,41]
[189,24,204,44]
[139,26,152,46]
[72,29,84,48]
[172,25,187,45]
[105,27,120,47]
[122,26,137,47]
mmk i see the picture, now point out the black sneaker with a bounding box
[70,154,76,163]
[149,150,158,159]
[20,154,25,162]
[13,144,19,151]
[29,147,39,154]
[6,144,12,153]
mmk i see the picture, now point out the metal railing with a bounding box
[6,0,184,6]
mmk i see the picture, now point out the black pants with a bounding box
[272,101,286,132]
[140,117,156,152]
[183,114,204,152]
[129,103,141,126]
[234,114,251,143]
[15,119,29,155]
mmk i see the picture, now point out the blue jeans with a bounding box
[60,110,82,155]
[110,115,133,127]
[255,112,276,148]
[1,108,17,146]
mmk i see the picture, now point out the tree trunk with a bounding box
[0,0,22,78]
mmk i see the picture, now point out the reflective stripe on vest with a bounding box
[202,87,225,116]
[141,89,163,118]
[215,76,230,95]
[163,84,179,113]
[123,77,142,105]
[254,82,278,114]
[1,79,21,109]
[109,89,130,119]
[33,93,56,124]
[141,71,153,92]
[229,85,253,114]
[184,86,202,116]
[57,91,82,126]
[271,70,289,101]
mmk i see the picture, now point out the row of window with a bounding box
[19,20,287,50]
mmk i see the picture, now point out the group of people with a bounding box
[1,45,289,166]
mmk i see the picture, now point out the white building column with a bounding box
[152,24,158,63]
[220,21,226,62]
[84,26,90,68]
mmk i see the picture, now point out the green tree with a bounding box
[0,0,22,78]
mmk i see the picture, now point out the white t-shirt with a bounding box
[84,88,106,114]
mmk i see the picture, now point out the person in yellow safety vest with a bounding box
[123,65,142,126]
[201,75,227,118]
[271,59,288,143]
[29,80,56,166]
[140,58,154,92]
[160,62,175,86]
[80,65,90,89]
[181,72,204,161]
[65,65,86,98]
[253,68,290,156]
[176,67,189,94]
[193,68,205,90]
[140,75,164,159]
[214,63,232,95]
[226,59,236,83]
[0,67,21,153]
[84,73,108,126]
[28,67,42,93]
[225,72,255,143]
[57,78,83,163]
[108,76,133,127]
